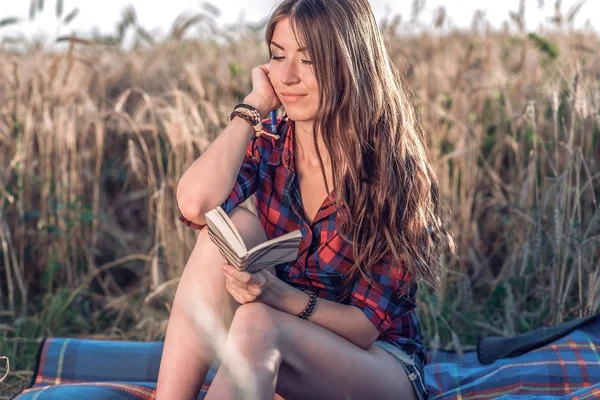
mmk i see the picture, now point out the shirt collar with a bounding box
[276,119,338,224]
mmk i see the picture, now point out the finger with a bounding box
[226,282,249,304]
[222,265,252,284]
[225,274,251,294]
[221,264,238,275]
[225,272,263,300]
[253,65,268,80]
[224,274,243,290]
[223,270,247,290]
[225,281,240,301]
[231,274,265,299]
[222,264,241,276]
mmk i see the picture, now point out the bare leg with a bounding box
[155,206,268,400]
[205,303,282,400]
[207,303,419,400]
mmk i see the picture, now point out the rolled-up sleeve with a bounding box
[219,139,259,214]
[349,255,417,334]
[178,117,278,230]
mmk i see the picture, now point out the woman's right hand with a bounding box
[245,64,282,117]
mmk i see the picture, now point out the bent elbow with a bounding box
[360,325,381,351]
[354,328,379,350]
[359,336,378,351]
[177,201,201,224]
[357,340,373,351]
[176,189,207,226]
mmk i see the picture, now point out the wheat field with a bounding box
[1,2,600,397]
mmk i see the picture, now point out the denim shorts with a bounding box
[373,340,428,400]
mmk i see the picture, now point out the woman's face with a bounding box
[269,18,319,123]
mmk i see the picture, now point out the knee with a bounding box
[223,304,283,380]
[225,303,282,368]
[229,303,279,343]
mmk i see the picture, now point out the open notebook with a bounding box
[204,206,303,273]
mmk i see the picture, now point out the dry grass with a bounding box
[1,2,600,397]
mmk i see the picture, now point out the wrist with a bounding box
[260,274,307,315]
[243,94,271,118]
[259,272,282,307]
[297,289,317,320]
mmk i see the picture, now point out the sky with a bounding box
[0,0,598,42]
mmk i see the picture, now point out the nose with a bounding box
[280,59,301,86]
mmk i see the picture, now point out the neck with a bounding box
[294,120,330,167]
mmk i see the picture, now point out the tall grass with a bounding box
[1,1,600,397]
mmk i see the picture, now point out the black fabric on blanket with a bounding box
[477,313,599,364]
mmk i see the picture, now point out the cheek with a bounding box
[306,74,318,93]
[304,77,318,106]
[268,61,281,79]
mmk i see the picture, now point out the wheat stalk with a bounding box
[0,357,9,384]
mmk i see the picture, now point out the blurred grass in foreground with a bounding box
[1,0,600,397]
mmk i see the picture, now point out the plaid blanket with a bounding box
[12,315,600,400]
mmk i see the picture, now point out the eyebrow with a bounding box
[270,41,307,52]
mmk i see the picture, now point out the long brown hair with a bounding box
[266,0,455,295]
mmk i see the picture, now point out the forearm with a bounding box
[261,278,377,350]
[177,117,253,224]
[177,95,269,225]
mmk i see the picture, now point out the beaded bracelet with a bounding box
[297,289,318,319]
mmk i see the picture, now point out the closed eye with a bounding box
[271,55,312,65]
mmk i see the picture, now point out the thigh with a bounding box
[186,206,267,280]
[175,206,268,323]
[156,207,269,399]
[267,308,418,400]
[226,206,276,275]
[228,206,268,250]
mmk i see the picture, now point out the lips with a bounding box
[280,93,307,103]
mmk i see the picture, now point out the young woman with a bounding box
[156,0,453,399]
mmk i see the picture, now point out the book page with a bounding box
[247,230,302,256]
[205,208,302,272]
[207,229,245,270]
[244,230,302,272]
[204,207,247,259]
[245,236,302,272]
[216,207,246,249]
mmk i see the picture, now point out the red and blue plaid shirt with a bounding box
[179,117,426,365]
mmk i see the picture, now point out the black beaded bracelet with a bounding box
[297,289,317,319]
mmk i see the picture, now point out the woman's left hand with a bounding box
[221,264,276,304]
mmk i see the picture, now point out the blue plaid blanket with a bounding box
[12,315,600,399]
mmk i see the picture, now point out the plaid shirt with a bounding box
[179,117,426,366]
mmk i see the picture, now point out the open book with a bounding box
[204,206,303,273]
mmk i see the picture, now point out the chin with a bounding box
[284,108,316,123]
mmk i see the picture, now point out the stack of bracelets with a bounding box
[230,104,281,140]
[230,103,281,161]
